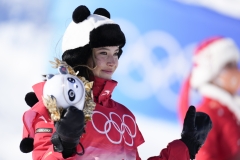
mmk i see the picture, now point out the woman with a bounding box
[20,5,212,160]
[179,36,240,160]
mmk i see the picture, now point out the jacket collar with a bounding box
[32,81,46,100]
[31,81,51,119]
[93,76,117,106]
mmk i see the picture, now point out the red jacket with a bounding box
[22,77,190,160]
[196,98,240,160]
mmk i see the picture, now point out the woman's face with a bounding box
[215,62,240,95]
[88,46,119,80]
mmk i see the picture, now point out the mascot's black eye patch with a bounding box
[68,89,75,101]
[67,77,75,83]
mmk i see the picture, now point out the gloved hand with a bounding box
[51,106,85,158]
[180,105,212,160]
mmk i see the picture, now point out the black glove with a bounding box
[51,106,85,158]
[180,105,212,160]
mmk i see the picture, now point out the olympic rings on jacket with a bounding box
[91,111,137,146]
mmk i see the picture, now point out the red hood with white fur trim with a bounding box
[178,37,240,122]
[191,38,239,88]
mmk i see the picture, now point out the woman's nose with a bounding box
[107,55,116,65]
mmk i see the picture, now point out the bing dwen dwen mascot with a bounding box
[20,58,96,156]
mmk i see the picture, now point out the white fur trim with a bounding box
[191,38,239,88]
[62,14,115,53]
[199,83,240,122]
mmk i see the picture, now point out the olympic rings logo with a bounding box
[91,111,137,146]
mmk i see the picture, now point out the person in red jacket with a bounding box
[20,5,212,160]
[179,36,240,160]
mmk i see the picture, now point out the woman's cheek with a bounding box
[235,71,240,89]
[228,70,240,93]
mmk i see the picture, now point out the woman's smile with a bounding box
[102,70,113,74]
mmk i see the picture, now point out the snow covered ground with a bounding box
[136,114,182,159]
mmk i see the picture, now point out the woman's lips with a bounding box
[102,70,113,74]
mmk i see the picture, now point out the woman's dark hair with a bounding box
[62,44,94,81]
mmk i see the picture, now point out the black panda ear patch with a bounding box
[94,8,110,19]
[72,5,91,23]
[25,92,39,107]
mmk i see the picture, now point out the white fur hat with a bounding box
[61,5,125,54]
[190,37,240,89]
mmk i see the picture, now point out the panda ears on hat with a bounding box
[94,8,110,19]
[72,5,110,23]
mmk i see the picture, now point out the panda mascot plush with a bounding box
[19,58,95,155]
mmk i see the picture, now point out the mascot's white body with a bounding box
[43,73,85,110]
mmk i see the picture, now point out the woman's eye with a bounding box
[114,52,119,56]
[225,62,237,69]
[100,52,107,55]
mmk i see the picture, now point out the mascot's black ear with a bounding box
[72,5,91,23]
[94,8,110,18]
[25,92,38,107]
[20,137,34,153]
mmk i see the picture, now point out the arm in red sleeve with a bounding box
[147,140,190,160]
